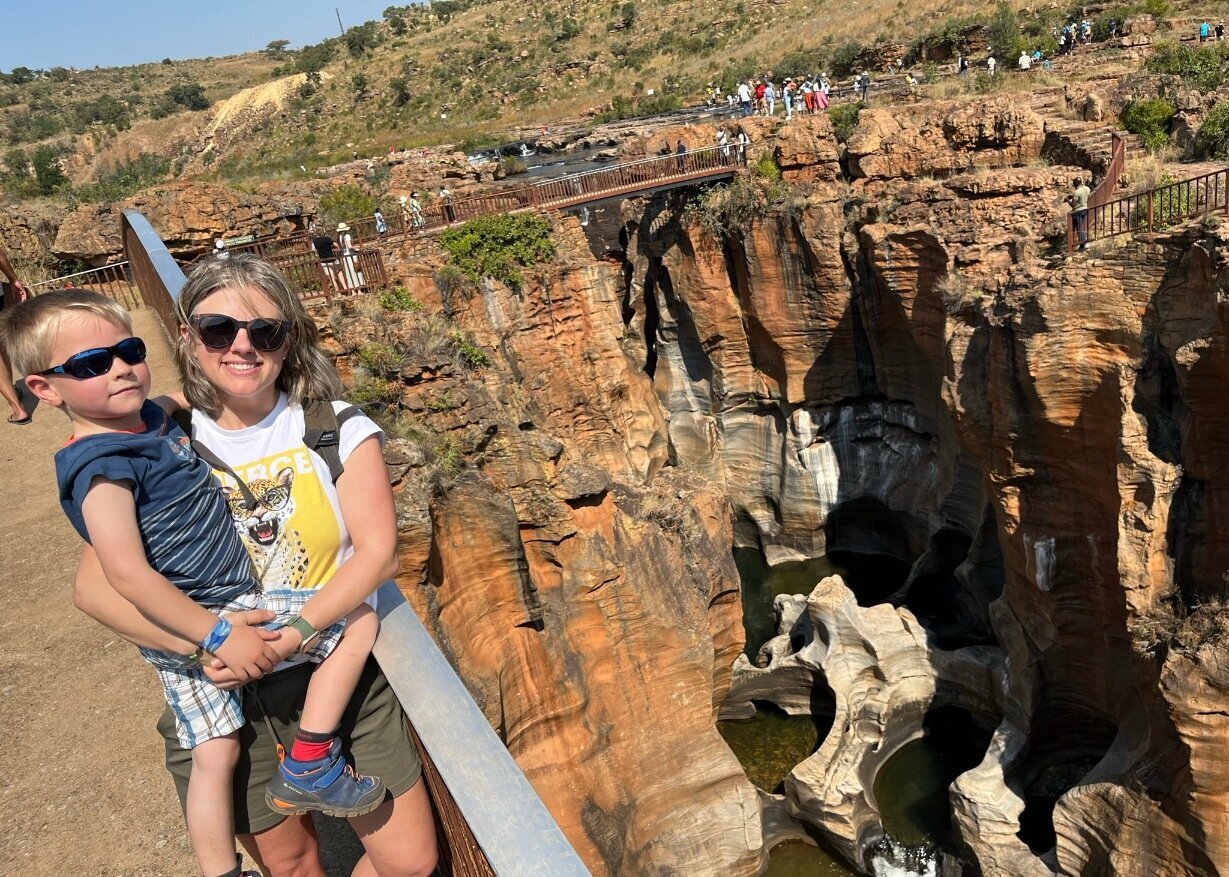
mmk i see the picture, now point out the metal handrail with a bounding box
[1069,134,1128,253]
[119,209,587,876]
[1073,165,1229,250]
[28,260,142,311]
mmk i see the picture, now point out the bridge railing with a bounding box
[28,261,142,310]
[1073,166,1229,250]
[1069,133,1126,253]
[119,209,588,877]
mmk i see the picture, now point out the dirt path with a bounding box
[0,310,202,876]
[0,309,367,877]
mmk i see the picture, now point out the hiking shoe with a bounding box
[264,740,386,818]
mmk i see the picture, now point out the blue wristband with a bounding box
[199,617,232,654]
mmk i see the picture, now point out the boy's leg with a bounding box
[187,733,241,877]
[300,604,378,735]
[264,605,385,817]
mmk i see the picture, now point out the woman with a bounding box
[74,254,438,877]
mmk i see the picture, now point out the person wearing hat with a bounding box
[335,222,363,292]
[213,239,229,261]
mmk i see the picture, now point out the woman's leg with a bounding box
[239,814,326,877]
[348,778,438,877]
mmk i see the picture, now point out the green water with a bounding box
[735,548,844,659]
[719,705,821,792]
[764,841,858,877]
[873,739,955,844]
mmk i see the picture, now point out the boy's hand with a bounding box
[212,623,280,682]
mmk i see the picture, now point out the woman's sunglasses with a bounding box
[189,314,291,352]
[37,337,148,379]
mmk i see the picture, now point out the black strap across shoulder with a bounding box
[170,400,361,510]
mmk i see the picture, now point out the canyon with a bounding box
[334,92,1229,875]
[12,80,1229,876]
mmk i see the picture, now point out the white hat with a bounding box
[336,222,350,232]
[214,239,225,249]
[399,195,408,204]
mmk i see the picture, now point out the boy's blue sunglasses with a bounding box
[37,337,147,379]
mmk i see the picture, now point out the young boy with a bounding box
[7,290,385,877]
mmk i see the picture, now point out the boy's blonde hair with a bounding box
[2,289,133,378]
[175,254,341,417]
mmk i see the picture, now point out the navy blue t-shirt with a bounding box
[56,401,257,607]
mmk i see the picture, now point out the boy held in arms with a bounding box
[6,290,384,877]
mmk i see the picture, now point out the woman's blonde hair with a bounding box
[175,254,342,416]
[2,288,133,378]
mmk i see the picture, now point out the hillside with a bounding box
[0,0,1167,196]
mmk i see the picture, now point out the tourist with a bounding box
[11,286,389,877]
[987,54,996,76]
[814,82,830,111]
[311,229,340,293]
[676,138,687,172]
[1218,21,1225,40]
[764,80,776,116]
[336,222,362,292]
[1200,20,1210,42]
[860,69,871,103]
[801,77,815,114]
[71,254,439,877]
[738,80,753,116]
[1109,19,1119,39]
[0,241,30,424]
[783,78,795,120]
[409,191,425,228]
[214,239,229,261]
[1018,50,1032,70]
[736,128,750,163]
[717,127,731,160]
[1067,176,1091,251]
[754,79,766,114]
[374,208,387,238]
[438,185,455,223]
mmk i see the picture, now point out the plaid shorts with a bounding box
[139,588,345,748]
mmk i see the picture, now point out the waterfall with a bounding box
[867,836,940,877]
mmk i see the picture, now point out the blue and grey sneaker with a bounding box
[265,740,386,818]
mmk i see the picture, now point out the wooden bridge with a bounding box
[231,144,744,254]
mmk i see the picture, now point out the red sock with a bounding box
[289,729,335,763]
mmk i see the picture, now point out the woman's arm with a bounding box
[75,545,199,654]
[281,435,398,649]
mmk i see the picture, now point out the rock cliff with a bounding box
[313,95,1225,876]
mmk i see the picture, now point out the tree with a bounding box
[32,145,66,194]
[620,2,637,28]
[384,7,408,35]
[352,72,369,98]
[265,39,291,56]
[987,1,1023,62]
[296,42,334,74]
[390,76,411,106]
[345,22,382,58]
[8,67,36,85]
[167,82,210,111]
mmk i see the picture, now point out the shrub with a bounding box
[1120,98,1175,150]
[1146,40,1229,92]
[32,145,66,194]
[752,151,781,181]
[377,285,424,312]
[166,81,210,111]
[356,341,406,377]
[499,155,528,176]
[830,41,864,76]
[1195,101,1229,158]
[438,213,555,288]
[434,264,475,313]
[318,184,378,226]
[75,152,169,202]
[449,331,492,369]
[685,173,766,237]
[827,103,862,142]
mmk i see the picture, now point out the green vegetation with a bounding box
[356,341,406,376]
[1120,98,1175,151]
[1146,40,1229,92]
[595,91,682,123]
[752,151,781,182]
[986,1,1023,61]
[377,285,425,312]
[1195,101,1229,158]
[438,213,555,288]
[75,153,170,202]
[318,184,378,226]
[827,103,862,143]
[685,174,767,237]
[499,155,529,176]
[449,331,492,369]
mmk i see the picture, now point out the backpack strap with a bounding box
[302,399,361,484]
[169,406,259,511]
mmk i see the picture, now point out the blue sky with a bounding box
[0,1,408,71]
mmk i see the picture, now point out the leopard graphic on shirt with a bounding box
[222,467,310,590]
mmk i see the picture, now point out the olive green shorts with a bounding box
[160,656,423,834]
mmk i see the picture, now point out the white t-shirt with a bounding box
[190,394,383,604]
[737,83,752,102]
